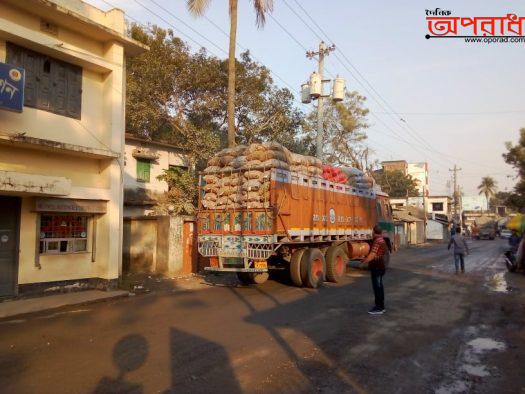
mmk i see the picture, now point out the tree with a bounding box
[126,25,305,213]
[305,91,370,169]
[477,176,497,208]
[373,170,419,198]
[187,0,274,147]
[503,128,525,212]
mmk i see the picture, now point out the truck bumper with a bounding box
[204,267,268,273]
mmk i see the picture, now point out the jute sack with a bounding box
[203,184,218,192]
[217,196,229,205]
[203,174,219,184]
[243,179,262,191]
[219,155,235,166]
[220,166,234,173]
[204,193,217,202]
[229,194,246,204]
[245,170,264,180]
[307,166,323,176]
[261,159,289,170]
[242,160,262,170]
[218,186,236,196]
[207,156,221,167]
[263,150,288,162]
[231,156,247,169]
[202,200,216,209]
[246,151,267,162]
[228,176,244,186]
[204,166,221,174]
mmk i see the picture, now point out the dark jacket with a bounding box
[448,234,469,255]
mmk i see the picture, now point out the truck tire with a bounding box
[300,248,325,288]
[325,245,346,283]
[237,272,269,285]
[290,249,306,287]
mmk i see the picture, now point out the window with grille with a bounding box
[39,215,89,254]
[136,159,151,182]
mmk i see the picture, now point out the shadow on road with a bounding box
[93,334,148,394]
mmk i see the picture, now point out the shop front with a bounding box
[0,193,116,297]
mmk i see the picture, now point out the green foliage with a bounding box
[304,91,370,169]
[373,169,419,198]
[126,25,305,161]
[154,167,197,215]
[477,176,497,207]
[503,128,525,212]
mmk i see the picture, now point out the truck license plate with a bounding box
[254,260,267,269]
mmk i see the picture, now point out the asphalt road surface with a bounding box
[1,239,524,394]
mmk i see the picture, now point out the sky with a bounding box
[87,0,525,196]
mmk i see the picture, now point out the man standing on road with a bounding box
[363,225,388,315]
[448,227,469,274]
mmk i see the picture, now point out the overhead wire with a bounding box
[284,0,501,172]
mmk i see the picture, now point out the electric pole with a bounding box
[449,165,462,225]
[306,41,336,159]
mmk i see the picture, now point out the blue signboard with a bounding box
[0,62,24,113]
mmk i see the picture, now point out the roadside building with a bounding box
[381,160,429,197]
[462,195,488,212]
[124,134,189,217]
[0,0,146,297]
[392,208,425,246]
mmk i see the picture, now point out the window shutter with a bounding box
[66,65,82,119]
[52,60,67,116]
[37,57,52,111]
[6,43,37,107]
[136,159,151,182]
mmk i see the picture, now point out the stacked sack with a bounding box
[322,165,375,190]
[202,142,292,210]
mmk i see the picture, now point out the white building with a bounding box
[390,195,450,217]
[407,162,429,197]
[462,195,488,211]
[381,160,429,197]
[124,134,189,217]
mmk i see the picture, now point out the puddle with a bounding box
[462,364,490,377]
[486,272,509,293]
[467,337,506,353]
[435,380,468,394]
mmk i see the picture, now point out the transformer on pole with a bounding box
[302,42,345,159]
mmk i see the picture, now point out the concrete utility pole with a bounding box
[306,41,336,159]
[449,165,462,225]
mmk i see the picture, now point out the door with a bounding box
[0,197,20,296]
[182,220,197,274]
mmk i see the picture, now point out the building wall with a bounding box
[123,140,187,195]
[0,0,142,292]
[407,162,428,196]
[462,195,488,211]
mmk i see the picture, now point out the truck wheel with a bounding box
[290,249,306,287]
[251,273,269,284]
[325,245,346,283]
[300,248,325,288]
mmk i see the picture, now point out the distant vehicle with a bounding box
[478,228,495,240]
[500,229,512,239]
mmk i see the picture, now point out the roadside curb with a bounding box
[0,290,130,321]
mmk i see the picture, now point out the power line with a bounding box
[285,0,501,172]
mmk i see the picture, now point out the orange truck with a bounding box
[197,166,394,288]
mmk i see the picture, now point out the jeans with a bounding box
[370,268,385,309]
[454,253,465,272]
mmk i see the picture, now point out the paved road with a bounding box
[0,239,524,394]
